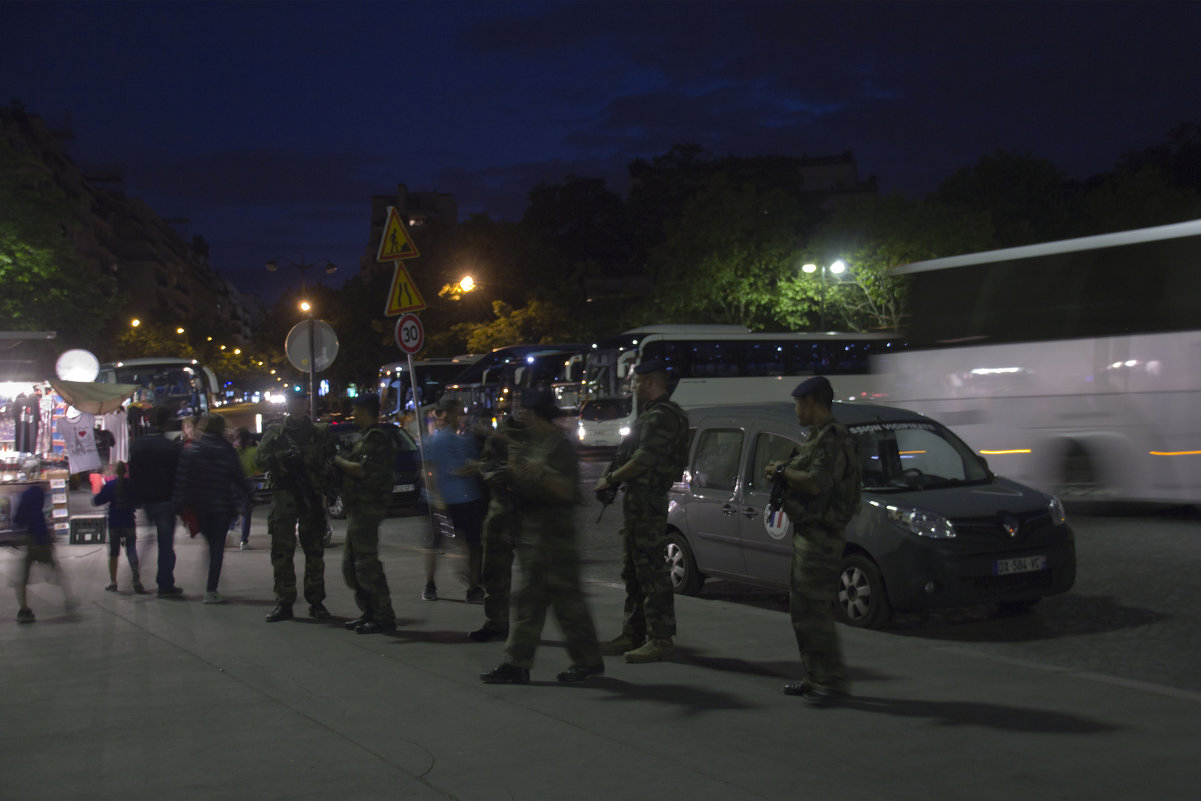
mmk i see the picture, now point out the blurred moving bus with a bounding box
[574,327,906,447]
[583,327,904,407]
[874,218,1201,504]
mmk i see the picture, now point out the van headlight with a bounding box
[1046,494,1066,526]
[618,425,631,437]
[577,424,586,441]
[877,501,957,539]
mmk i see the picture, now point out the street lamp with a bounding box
[267,257,339,421]
[802,259,847,331]
[438,274,478,301]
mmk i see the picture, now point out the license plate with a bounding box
[393,483,416,493]
[993,555,1046,576]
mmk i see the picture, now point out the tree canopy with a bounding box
[0,138,116,344]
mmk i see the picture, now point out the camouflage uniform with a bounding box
[781,418,861,695]
[502,423,601,670]
[608,396,689,642]
[341,426,398,623]
[478,419,526,633]
[256,418,333,607]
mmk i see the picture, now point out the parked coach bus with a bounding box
[874,218,1201,505]
[97,357,218,418]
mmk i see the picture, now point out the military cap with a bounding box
[634,359,668,375]
[791,375,832,398]
[520,387,559,419]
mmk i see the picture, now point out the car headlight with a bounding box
[577,424,586,441]
[876,501,957,539]
[618,425,631,437]
[1046,494,1066,526]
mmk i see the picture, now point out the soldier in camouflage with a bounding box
[480,388,604,685]
[466,413,527,642]
[764,376,861,708]
[256,393,335,623]
[593,360,690,664]
[333,394,399,634]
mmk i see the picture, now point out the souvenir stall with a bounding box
[0,380,63,544]
[0,379,137,545]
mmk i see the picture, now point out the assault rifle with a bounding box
[277,449,323,517]
[595,482,621,524]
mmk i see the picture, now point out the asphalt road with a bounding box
[576,446,1201,696]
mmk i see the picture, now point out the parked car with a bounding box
[665,402,1076,628]
[326,421,424,519]
[576,397,633,450]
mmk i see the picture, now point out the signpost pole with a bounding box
[407,352,425,463]
[307,317,317,421]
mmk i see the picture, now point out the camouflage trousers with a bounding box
[503,524,602,670]
[267,490,326,606]
[790,525,849,694]
[619,487,676,641]
[480,500,517,631]
[342,505,395,623]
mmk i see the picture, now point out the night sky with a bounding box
[5,1,1200,302]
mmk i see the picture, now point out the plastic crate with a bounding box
[68,516,107,544]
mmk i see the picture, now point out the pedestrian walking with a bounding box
[423,396,486,604]
[763,376,860,707]
[172,413,251,604]
[13,482,76,623]
[480,388,603,685]
[92,461,146,594]
[256,393,334,622]
[128,406,184,597]
[593,360,689,663]
[332,394,399,634]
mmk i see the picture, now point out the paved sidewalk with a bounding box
[3,492,1199,800]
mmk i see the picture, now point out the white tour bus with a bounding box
[874,218,1201,504]
[576,327,906,447]
[378,355,480,417]
[97,357,219,417]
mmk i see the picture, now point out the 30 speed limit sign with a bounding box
[394,313,424,354]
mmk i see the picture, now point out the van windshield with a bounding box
[580,398,632,421]
[849,421,991,491]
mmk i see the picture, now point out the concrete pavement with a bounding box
[3,491,1199,800]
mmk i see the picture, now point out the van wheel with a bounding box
[836,554,891,629]
[665,531,704,595]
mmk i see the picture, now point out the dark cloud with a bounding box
[127,149,386,207]
[6,0,1201,303]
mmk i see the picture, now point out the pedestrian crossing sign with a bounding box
[384,262,427,316]
[377,206,421,262]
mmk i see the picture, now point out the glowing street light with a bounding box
[130,318,141,328]
[801,260,849,331]
[439,274,480,301]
